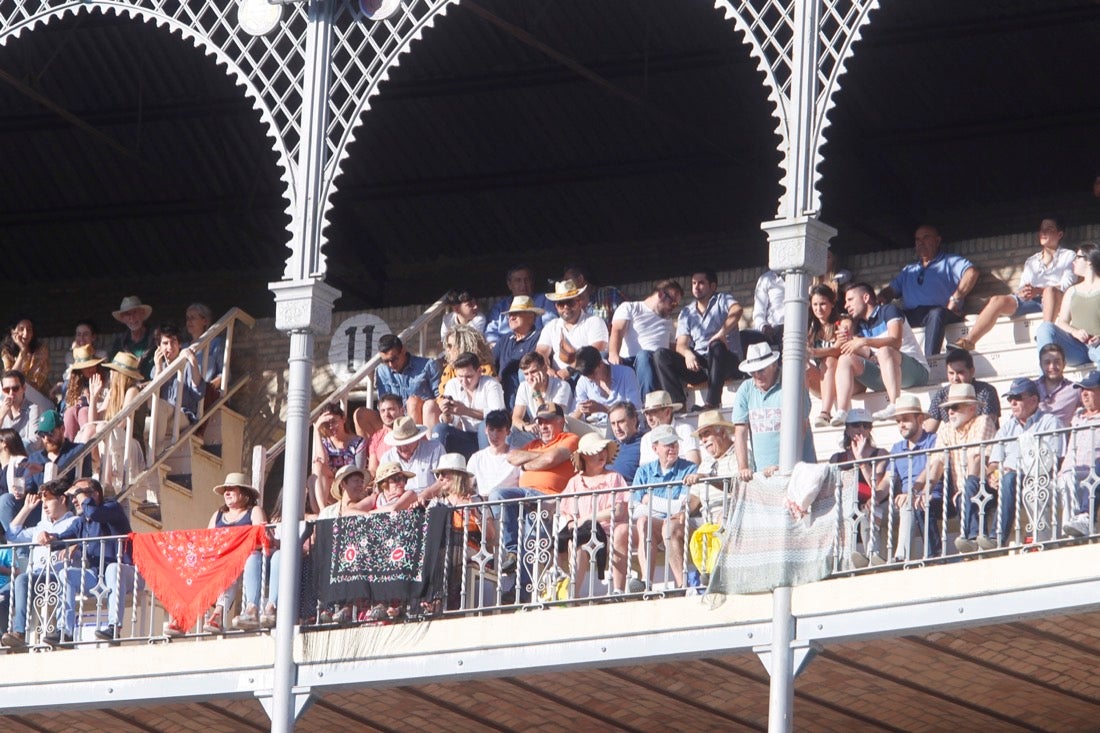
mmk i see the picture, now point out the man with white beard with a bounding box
[918,383,997,553]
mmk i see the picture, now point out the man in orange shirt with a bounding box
[488,404,579,576]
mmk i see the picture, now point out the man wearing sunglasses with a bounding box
[877,225,978,358]
[0,369,41,453]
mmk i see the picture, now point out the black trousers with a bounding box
[654,342,739,409]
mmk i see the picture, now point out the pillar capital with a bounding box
[761,216,836,276]
[269,278,341,334]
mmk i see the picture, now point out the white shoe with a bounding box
[1063,514,1092,538]
[813,413,830,428]
[872,404,897,421]
[829,410,848,427]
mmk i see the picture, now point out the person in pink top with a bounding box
[367,394,403,476]
[557,433,630,594]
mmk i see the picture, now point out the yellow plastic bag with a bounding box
[690,523,722,574]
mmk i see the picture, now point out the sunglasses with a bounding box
[1,386,19,393]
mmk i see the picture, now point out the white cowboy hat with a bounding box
[384,416,429,447]
[739,342,780,374]
[939,383,979,409]
[112,296,153,324]
[643,390,683,413]
[893,393,927,417]
[504,295,545,316]
[433,453,472,476]
[546,279,589,302]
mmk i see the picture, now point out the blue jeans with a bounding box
[905,305,960,357]
[104,563,141,628]
[622,351,658,399]
[431,422,487,459]
[960,475,993,541]
[488,487,546,554]
[1035,322,1100,368]
[218,551,262,611]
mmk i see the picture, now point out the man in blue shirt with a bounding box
[655,269,743,410]
[877,225,979,357]
[732,343,815,480]
[484,264,556,345]
[607,401,643,482]
[879,394,943,559]
[632,425,696,589]
[25,410,91,493]
[572,346,642,428]
[376,334,442,427]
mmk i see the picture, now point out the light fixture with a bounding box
[360,0,402,21]
[238,0,284,37]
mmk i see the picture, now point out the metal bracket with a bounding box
[753,640,820,679]
[257,688,314,723]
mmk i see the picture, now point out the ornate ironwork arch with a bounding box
[0,0,302,231]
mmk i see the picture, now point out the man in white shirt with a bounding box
[468,410,522,497]
[511,352,574,443]
[380,416,446,499]
[537,279,609,380]
[432,351,506,458]
[749,269,784,348]
[608,279,683,397]
[639,391,701,466]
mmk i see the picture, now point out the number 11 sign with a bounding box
[327,313,392,381]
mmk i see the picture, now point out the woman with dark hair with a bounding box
[1,316,49,398]
[0,427,31,536]
[440,289,486,343]
[309,403,365,514]
[0,427,27,493]
[1036,242,1100,367]
[806,285,842,427]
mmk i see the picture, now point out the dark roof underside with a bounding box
[0,0,1097,334]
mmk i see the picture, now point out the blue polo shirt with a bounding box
[575,364,643,423]
[888,431,942,499]
[889,252,973,309]
[632,457,696,504]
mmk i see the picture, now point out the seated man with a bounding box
[367,393,404,475]
[0,369,41,453]
[835,282,930,423]
[432,351,505,458]
[741,268,784,350]
[487,404,579,577]
[379,416,446,500]
[151,324,204,429]
[572,346,642,427]
[55,478,135,644]
[685,410,740,525]
[655,269,742,410]
[954,217,1075,351]
[877,395,943,559]
[732,343,816,480]
[511,352,574,445]
[923,348,1000,433]
[986,378,1064,547]
[561,264,623,327]
[632,425,696,589]
[468,410,521,498]
[484,264,556,345]
[109,296,156,380]
[376,334,443,428]
[0,479,81,650]
[607,401,644,482]
[1061,371,1100,537]
[537,279,609,381]
[608,280,682,397]
[877,225,978,357]
[492,296,544,410]
[919,384,997,554]
[25,409,91,493]
[639,391,701,466]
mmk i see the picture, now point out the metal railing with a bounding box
[41,309,256,511]
[255,296,447,489]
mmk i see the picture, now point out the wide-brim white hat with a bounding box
[384,416,429,446]
[739,342,780,373]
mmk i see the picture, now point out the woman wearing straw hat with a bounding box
[371,462,418,514]
[558,433,630,594]
[75,352,150,496]
[61,345,106,442]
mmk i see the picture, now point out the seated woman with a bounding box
[308,464,373,625]
[62,345,107,441]
[558,433,630,595]
[805,285,842,427]
[435,453,496,609]
[309,403,365,515]
[362,462,419,622]
[77,352,148,497]
[1035,242,1100,367]
[163,473,267,635]
[438,324,496,397]
[1,316,51,409]
[184,302,225,394]
[828,409,889,564]
[440,289,487,343]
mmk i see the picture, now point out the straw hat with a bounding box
[692,409,737,437]
[504,295,545,316]
[70,344,105,371]
[893,393,926,416]
[546,279,588,302]
[104,351,145,382]
[213,471,259,500]
[331,464,367,501]
[643,390,683,413]
[570,432,620,472]
[112,295,153,324]
[739,343,780,374]
[433,453,472,476]
[384,416,429,447]
[939,383,979,409]
[375,462,415,486]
